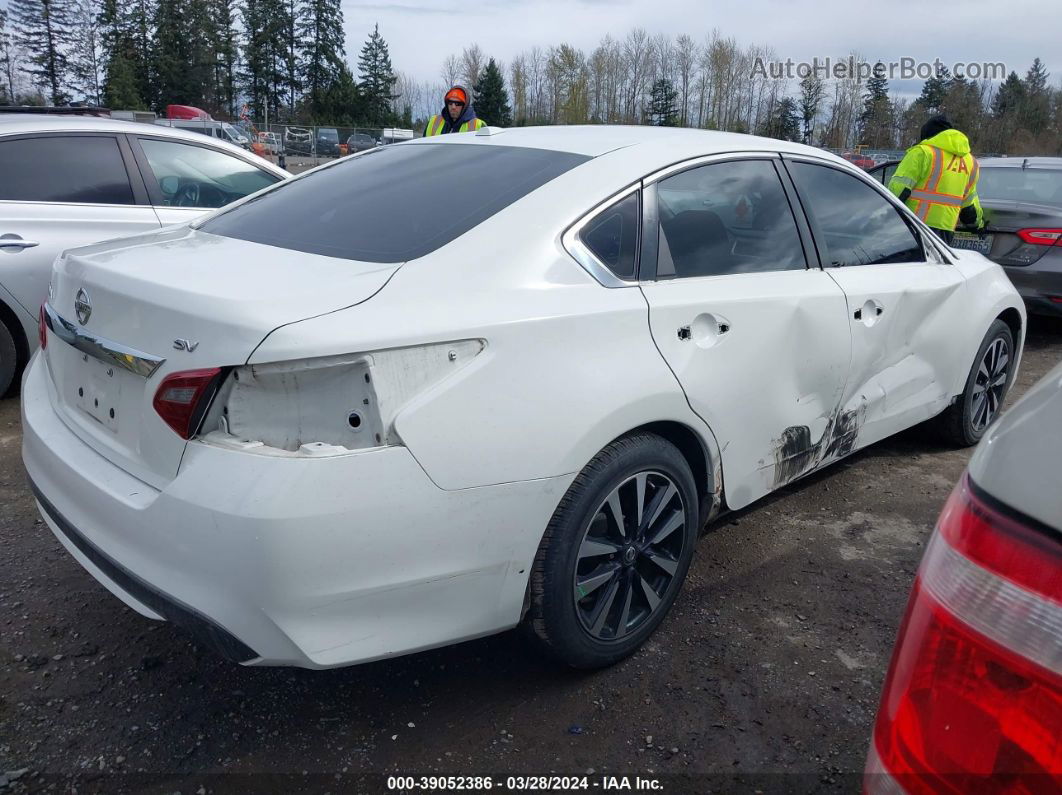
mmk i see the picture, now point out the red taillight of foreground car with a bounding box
[865,475,1062,794]
[1016,228,1062,246]
[38,305,47,350]
[153,368,222,439]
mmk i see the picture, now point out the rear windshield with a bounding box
[201,143,589,262]
[978,167,1062,208]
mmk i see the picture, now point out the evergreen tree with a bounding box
[0,7,15,104]
[99,0,145,108]
[210,0,239,116]
[151,0,196,107]
[647,78,678,126]
[992,71,1025,119]
[277,0,300,114]
[69,0,104,104]
[9,0,75,104]
[914,65,951,113]
[240,0,269,119]
[297,0,345,120]
[858,63,892,147]
[760,96,800,141]
[357,23,397,126]
[799,73,824,144]
[320,62,359,125]
[472,57,511,126]
[1021,57,1050,134]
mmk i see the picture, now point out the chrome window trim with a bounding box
[643,150,780,185]
[562,182,642,288]
[43,303,165,378]
[0,199,157,210]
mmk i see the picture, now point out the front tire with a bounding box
[526,433,698,669]
[938,319,1015,446]
[0,318,18,397]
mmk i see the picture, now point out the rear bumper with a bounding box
[22,353,569,668]
[1003,248,1062,316]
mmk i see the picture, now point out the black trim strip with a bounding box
[29,478,259,663]
[968,474,1061,544]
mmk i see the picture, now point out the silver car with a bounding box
[0,113,288,394]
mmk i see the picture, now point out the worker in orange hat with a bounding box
[424,85,487,136]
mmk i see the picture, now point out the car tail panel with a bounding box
[865,476,1061,794]
[41,225,399,486]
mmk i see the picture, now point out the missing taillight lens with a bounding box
[1016,228,1062,246]
[866,476,1062,794]
[153,368,223,439]
[38,305,47,349]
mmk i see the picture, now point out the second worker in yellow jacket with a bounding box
[888,115,984,244]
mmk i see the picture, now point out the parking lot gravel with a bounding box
[1,316,1060,794]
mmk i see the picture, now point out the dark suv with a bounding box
[315,127,340,157]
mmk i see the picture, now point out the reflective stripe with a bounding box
[909,190,963,206]
[964,159,980,199]
[914,146,943,220]
[892,175,916,188]
[427,116,445,136]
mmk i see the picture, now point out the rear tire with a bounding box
[526,433,698,669]
[0,318,17,398]
[937,319,1014,447]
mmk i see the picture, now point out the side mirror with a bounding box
[159,175,179,195]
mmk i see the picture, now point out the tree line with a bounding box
[0,0,404,126]
[1,7,1059,154]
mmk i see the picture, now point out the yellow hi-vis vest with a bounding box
[425,115,486,136]
[889,130,982,231]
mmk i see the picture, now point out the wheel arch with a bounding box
[996,306,1023,351]
[616,419,724,529]
[0,295,30,396]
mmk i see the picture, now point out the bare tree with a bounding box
[460,43,484,88]
[440,53,459,87]
[675,34,697,125]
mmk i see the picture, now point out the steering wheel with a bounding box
[173,182,201,207]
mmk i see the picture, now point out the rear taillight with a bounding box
[153,368,222,439]
[1016,228,1062,246]
[865,475,1061,794]
[38,305,47,349]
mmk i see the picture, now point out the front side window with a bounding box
[578,192,639,280]
[201,143,589,263]
[0,135,135,204]
[788,161,922,267]
[655,159,806,279]
[138,138,279,208]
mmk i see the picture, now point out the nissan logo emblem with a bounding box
[74,288,91,326]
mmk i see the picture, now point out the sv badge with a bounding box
[173,339,200,352]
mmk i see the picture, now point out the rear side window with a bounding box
[655,159,806,278]
[0,135,135,204]
[200,144,589,263]
[788,162,922,267]
[579,192,640,280]
[978,167,1062,208]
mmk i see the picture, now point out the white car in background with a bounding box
[23,126,1024,670]
[0,113,288,394]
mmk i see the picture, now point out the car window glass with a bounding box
[882,163,898,186]
[0,135,135,204]
[138,138,279,209]
[978,167,1062,209]
[788,162,922,267]
[201,144,589,263]
[655,159,805,278]
[578,192,639,280]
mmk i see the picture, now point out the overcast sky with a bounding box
[342,0,1061,98]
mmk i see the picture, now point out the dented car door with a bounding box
[640,156,852,510]
[784,158,968,450]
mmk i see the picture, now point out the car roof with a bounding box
[0,113,287,176]
[978,156,1062,169]
[405,124,849,165]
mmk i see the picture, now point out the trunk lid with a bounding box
[44,226,399,487]
[977,200,1062,268]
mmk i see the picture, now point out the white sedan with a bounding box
[0,112,288,395]
[22,126,1025,669]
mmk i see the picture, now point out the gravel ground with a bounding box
[1,316,1060,794]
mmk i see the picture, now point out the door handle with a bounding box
[0,235,40,250]
[854,301,885,322]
